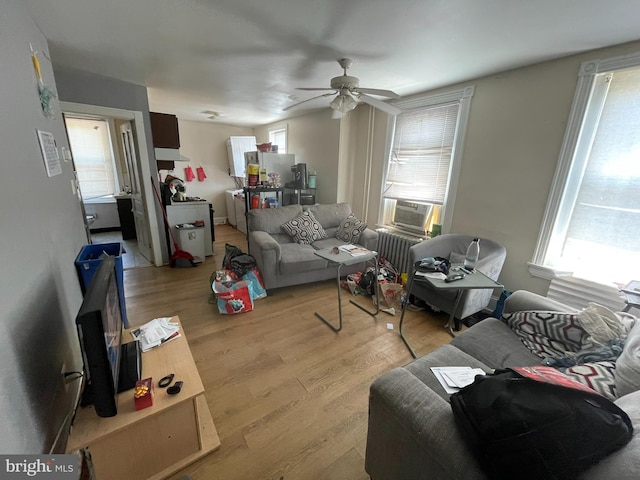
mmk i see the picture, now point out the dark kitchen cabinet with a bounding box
[150,112,180,170]
[116,196,137,240]
[150,112,180,148]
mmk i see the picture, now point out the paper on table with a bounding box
[338,244,370,256]
[415,271,447,280]
[130,317,181,352]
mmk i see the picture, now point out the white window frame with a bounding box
[268,124,288,154]
[65,116,120,200]
[530,51,640,281]
[380,86,474,234]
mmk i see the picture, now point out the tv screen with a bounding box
[76,255,124,417]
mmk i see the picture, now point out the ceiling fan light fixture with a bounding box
[330,90,358,113]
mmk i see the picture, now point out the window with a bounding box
[269,126,287,154]
[532,52,640,286]
[382,87,474,233]
[65,117,119,200]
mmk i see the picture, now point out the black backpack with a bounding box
[450,366,633,480]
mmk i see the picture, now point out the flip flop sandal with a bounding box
[167,381,183,395]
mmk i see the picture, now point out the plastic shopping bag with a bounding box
[243,269,267,300]
[212,279,254,314]
[380,282,403,310]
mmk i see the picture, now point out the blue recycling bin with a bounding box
[75,242,128,328]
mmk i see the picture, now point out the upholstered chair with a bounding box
[407,234,507,324]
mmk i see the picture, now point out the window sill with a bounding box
[527,262,573,281]
[83,195,116,204]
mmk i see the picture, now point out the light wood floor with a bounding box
[123,224,457,480]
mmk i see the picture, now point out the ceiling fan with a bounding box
[284,58,402,116]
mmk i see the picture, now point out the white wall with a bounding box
[0,0,86,453]
[254,110,340,204]
[171,120,254,223]
[84,199,120,229]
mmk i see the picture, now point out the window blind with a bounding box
[66,117,117,200]
[384,102,460,203]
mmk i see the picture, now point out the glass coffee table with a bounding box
[313,247,379,332]
[399,267,503,358]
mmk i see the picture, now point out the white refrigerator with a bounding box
[244,151,296,185]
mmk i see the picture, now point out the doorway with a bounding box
[60,102,163,268]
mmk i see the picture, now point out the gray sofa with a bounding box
[246,203,378,290]
[365,290,640,479]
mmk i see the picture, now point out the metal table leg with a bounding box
[349,256,380,318]
[315,254,380,332]
[400,272,461,358]
[399,272,418,358]
[444,289,462,337]
[315,262,346,332]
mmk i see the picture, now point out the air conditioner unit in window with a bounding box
[393,200,432,234]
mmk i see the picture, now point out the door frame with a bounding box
[60,101,163,267]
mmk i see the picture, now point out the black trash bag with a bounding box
[230,255,257,277]
[223,243,244,269]
[222,243,257,278]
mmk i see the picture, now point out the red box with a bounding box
[134,377,153,410]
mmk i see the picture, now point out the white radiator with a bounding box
[547,276,625,312]
[376,229,424,274]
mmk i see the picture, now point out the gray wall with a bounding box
[0,0,87,453]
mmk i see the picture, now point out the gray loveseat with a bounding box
[365,290,640,479]
[246,203,378,290]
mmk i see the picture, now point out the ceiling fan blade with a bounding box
[283,92,336,111]
[357,93,402,116]
[355,87,400,99]
[296,87,335,92]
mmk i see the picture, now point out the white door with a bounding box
[121,122,153,262]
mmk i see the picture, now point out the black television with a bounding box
[75,254,141,417]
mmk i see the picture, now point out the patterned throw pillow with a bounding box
[563,361,617,400]
[503,311,587,358]
[281,211,327,245]
[336,213,367,243]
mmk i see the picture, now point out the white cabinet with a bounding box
[234,196,247,234]
[225,189,242,226]
[226,136,256,177]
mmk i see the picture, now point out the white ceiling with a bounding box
[25,0,640,127]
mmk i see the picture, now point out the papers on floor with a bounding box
[431,366,486,394]
[338,244,370,256]
[130,317,181,352]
